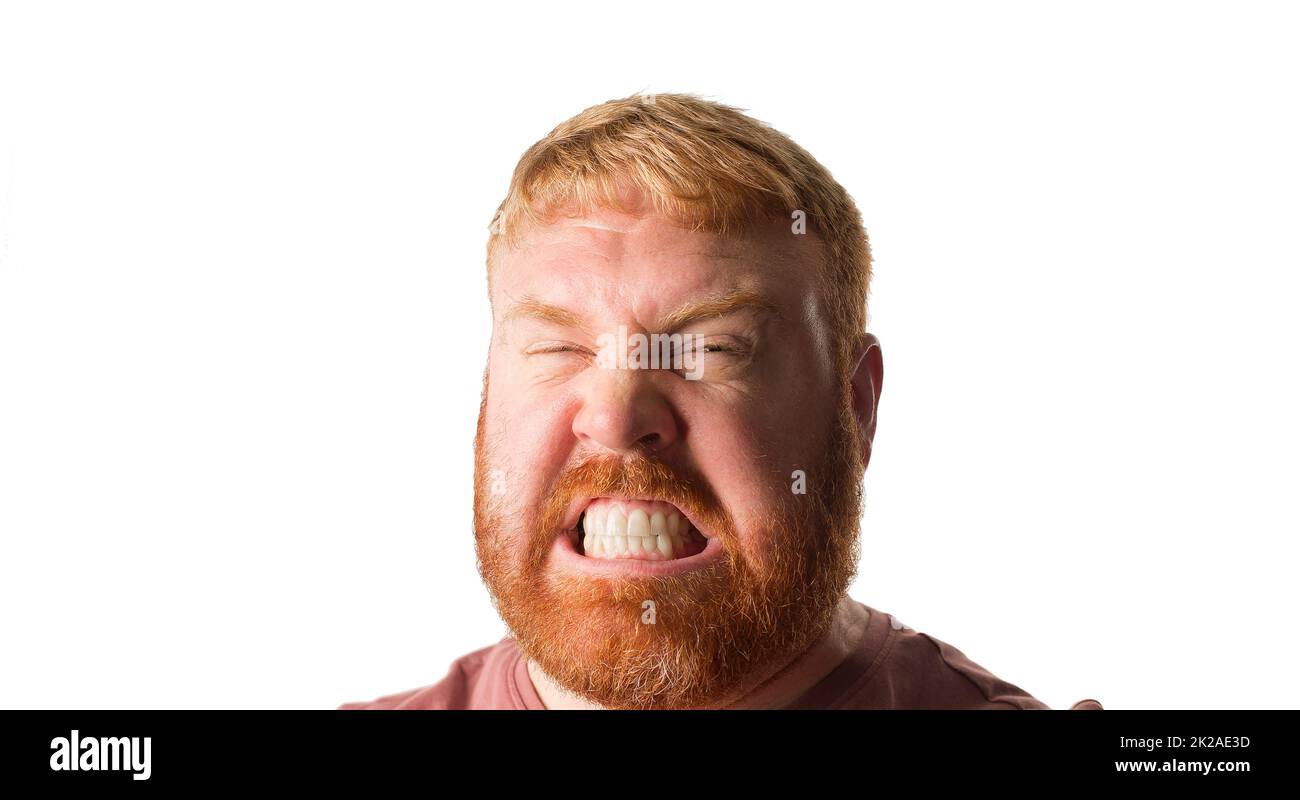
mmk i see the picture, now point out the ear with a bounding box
[848,333,884,469]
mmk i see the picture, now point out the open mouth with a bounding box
[570,498,709,562]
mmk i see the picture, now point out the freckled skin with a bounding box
[473,198,883,709]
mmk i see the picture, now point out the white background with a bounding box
[1,1,1296,710]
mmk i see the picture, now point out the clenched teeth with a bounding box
[580,502,706,561]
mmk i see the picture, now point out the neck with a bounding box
[526,594,869,710]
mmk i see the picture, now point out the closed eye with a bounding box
[525,342,594,357]
[683,337,748,357]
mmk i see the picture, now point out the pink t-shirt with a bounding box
[338,598,1103,710]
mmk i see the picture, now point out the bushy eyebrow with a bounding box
[658,288,781,330]
[503,288,780,334]
[503,297,590,332]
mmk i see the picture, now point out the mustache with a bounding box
[540,451,725,536]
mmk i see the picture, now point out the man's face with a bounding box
[473,200,865,709]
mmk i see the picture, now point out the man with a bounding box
[340,92,1102,710]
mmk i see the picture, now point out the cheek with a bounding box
[679,361,837,544]
[484,382,575,517]
[692,376,821,473]
[679,405,792,549]
[759,343,840,462]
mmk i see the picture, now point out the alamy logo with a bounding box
[49,730,151,781]
[595,326,706,380]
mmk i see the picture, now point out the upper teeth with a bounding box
[581,503,700,560]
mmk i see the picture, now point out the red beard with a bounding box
[472,381,864,709]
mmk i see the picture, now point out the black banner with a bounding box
[0,710,1288,787]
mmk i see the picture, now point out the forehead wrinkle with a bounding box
[568,220,631,233]
[496,232,793,337]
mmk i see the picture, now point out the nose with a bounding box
[572,369,680,456]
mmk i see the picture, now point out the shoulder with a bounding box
[897,624,1050,709]
[336,637,520,710]
[843,606,1100,709]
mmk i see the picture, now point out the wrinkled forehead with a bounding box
[489,210,824,328]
